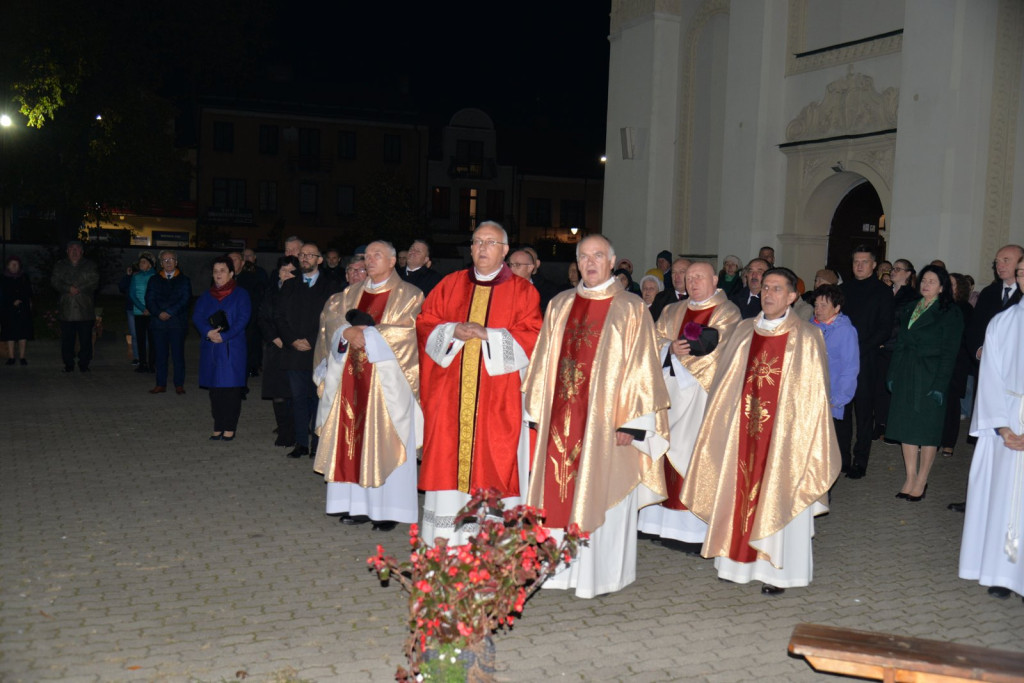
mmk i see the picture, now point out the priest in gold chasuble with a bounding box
[312,241,424,531]
[681,268,840,593]
[638,262,742,549]
[416,222,542,546]
[524,235,670,598]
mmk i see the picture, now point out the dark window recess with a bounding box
[337,131,356,160]
[299,182,318,214]
[432,187,451,219]
[259,125,279,155]
[383,134,402,163]
[337,185,355,216]
[258,181,277,212]
[212,121,234,152]
[560,199,584,229]
[212,178,246,209]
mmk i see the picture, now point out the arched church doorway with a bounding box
[827,179,886,281]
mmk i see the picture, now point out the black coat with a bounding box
[0,273,33,341]
[966,280,1021,361]
[400,267,443,297]
[258,281,291,399]
[840,276,894,356]
[730,287,761,320]
[273,273,340,371]
[650,288,686,322]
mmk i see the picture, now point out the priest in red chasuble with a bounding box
[312,241,424,532]
[417,221,542,545]
[681,268,840,594]
[524,235,670,598]
[638,261,741,551]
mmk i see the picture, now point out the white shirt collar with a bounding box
[582,276,617,292]
[756,308,789,331]
[474,268,501,282]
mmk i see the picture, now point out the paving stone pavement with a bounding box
[2,339,1023,682]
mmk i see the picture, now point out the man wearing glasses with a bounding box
[416,221,543,545]
[344,256,368,291]
[274,242,342,458]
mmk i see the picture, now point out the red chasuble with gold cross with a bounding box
[541,295,612,528]
[332,289,391,483]
[661,304,718,511]
[728,331,787,562]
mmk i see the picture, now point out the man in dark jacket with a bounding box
[274,242,341,458]
[729,258,769,320]
[838,245,894,479]
[965,244,1024,362]
[399,239,442,296]
[146,250,192,394]
[649,257,691,321]
[51,240,100,372]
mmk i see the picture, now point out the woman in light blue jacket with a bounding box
[811,284,860,475]
[129,252,157,372]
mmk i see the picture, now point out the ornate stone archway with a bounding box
[780,72,898,281]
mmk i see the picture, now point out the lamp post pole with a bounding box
[0,113,12,265]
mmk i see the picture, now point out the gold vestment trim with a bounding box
[456,285,492,492]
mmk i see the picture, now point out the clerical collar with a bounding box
[406,266,421,274]
[756,308,789,331]
[366,277,388,291]
[474,268,501,282]
[689,293,714,306]
[582,276,617,292]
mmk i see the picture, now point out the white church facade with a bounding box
[602,0,1024,283]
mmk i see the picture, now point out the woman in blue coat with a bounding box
[192,256,251,440]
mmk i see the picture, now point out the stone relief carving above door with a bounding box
[786,71,899,142]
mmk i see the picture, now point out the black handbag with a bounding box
[207,309,230,332]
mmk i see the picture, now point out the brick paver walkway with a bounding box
[2,338,1023,682]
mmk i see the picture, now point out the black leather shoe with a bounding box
[895,491,909,499]
[948,502,966,512]
[845,466,865,480]
[287,446,309,458]
[988,586,1012,599]
[209,433,223,441]
[761,584,785,595]
[341,515,370,525]
[662,539,703,556]
[274,436,295,447]
[372,521,398,532]
[637,530,659,541]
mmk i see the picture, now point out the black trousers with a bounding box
[836,351,877,472]
[134,314,154,367]
[287,369,318,449]
[60,320,94,369]
[209,387,243,432]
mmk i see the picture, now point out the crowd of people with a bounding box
[7,232,1023,604]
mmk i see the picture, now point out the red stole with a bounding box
[663,304,718,510]
[728,331,787,562]
[332,289,392,483]
[541,295,612,528]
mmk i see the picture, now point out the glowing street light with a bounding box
[599,155,607,163]
[0,114,11,128]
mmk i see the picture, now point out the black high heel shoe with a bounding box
[906,484,928,502]
[895,491,910,499]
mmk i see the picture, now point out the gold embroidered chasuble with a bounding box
[680,312,840,565]
[655,290,742,510]
[312,272,423,487]
[655,289,742,393]
[524,279,670,534]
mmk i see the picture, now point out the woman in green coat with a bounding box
[887,265,963,502]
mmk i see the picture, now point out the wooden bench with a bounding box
[788,622,1024,682]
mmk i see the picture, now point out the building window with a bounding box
[484,190,504,222]
[383,134,402,163]
[259,125,279,155]
[458,188,478,231]
[432,187,451,219]
[258,181,278,212]
[336,185,355,216]
[298,128,321,170]
[212,121,234,152]
[299,182,318,214]
[526,198,551,227]
[212,178,246,209]
[337,131,356,160]
[560,199,584,230]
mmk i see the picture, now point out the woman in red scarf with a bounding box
[192,256,251,440]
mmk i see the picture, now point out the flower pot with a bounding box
[422,636,496,682]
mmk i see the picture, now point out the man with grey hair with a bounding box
[52,240,100,372]
[400,239,442,296]
[283,236,303,258]
[312,240,424,531]
[524,234,670,598]
[649,257,691,321]
[145,250,191,393]
[417,221,542,545]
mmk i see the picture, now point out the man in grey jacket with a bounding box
[51,240,99,372]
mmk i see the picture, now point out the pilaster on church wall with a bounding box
[604,1,682,271]
[889,0,1000,278]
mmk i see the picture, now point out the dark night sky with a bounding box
[259,1,612,175]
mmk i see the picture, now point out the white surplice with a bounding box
[959,300,1024,595]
